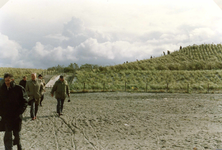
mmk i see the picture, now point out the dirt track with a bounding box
[1,91,222,150]
[45,75,60,88]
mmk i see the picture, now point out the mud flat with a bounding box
[1,91,222,150]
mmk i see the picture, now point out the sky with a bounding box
[0,0,222,69]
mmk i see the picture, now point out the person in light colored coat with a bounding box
[51,75,70,116]
[25,73,43,120]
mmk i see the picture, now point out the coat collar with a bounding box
[58,79,66,84]
[2,81,15,90]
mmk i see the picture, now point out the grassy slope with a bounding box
[1,44,222,92]
[0,68,45,83]
[104,43,222,71]
[72,44,222,92]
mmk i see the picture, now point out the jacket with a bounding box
[51,79,70,99]
[39,79,46,95]
[25,79,43,101]
[19,80,26,89]
[0,82,28,126]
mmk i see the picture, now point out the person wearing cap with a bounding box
[19,76,27,89]
[25,73,43,120]
[0,73,28,150]
[38,74,46,106]
[51,75,70,116]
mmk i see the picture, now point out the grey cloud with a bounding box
[1,14,222,69]
[138,31,164,42]
[62,17,85,36]
[6,37,152,68]
[60,17,114,47]
[134,23,222,53]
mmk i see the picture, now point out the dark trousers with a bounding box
[56,99,65,114]
[4,121,22,150]
[30,100,39,118]
[40,94,44,105]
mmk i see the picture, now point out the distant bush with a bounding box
[150,84,166,90]
[64,67,74,73]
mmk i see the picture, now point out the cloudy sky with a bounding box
[0,0,222,69]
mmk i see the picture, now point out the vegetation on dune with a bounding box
[69,70,222,93]
[2,43,222,93]
[45,43,222,93]
[99,43,222,71]
[0,68,45,81]
[48,44,222,74]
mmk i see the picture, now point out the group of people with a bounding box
[0,73,70,150]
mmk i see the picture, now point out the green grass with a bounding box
[6,43,219,93]
[0,67,46,82]
[70,70,222,93]
[67,43,222,93]
[98,43,222,71]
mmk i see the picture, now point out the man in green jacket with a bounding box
[51,75,70,116]
[25,73,43,120]
[38,74,46,106]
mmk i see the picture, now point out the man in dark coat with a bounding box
[19,76,27,89]
[0,73,28,150]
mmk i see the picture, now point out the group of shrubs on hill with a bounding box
[67,69,222,93]
[47,60,222,73]
[47,44,222,73]
[44,43,222,93]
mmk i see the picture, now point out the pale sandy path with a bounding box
[45,75,60,88]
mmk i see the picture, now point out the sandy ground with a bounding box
[1,91,222,149]
[45,75,60,88]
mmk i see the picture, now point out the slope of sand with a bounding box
[1,91,222,149]
[45,75,60,88]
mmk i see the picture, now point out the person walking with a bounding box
[0,73,28,150]
[19,76,27,89]
[51,75,70,116]
[38,74,46,106]
[25,73,43,120]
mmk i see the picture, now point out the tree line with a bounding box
[47,63,101,73]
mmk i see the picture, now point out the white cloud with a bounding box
[0,33,20,60]
[1,0,222,68]
[0,0,9,8]
[45,34,69,41]
[214,0,222,9]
